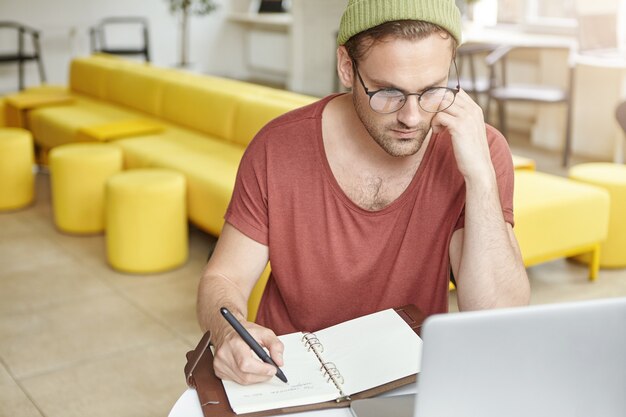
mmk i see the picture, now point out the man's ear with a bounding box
[336,46,354,90]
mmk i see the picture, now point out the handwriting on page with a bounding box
[241,382,317,399]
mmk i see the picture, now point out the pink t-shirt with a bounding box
[225,94,514,335]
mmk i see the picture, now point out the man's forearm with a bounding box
[197,269,250,346]
[456,173,530,310]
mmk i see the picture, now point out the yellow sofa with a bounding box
[25,55,316,236]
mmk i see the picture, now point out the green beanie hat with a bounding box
[337,0,462,46]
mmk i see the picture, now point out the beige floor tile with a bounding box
[0,211,34,237]
[0,261,113,316]
[0,233,78,276]
[119,272,204,345]
[450,259,626,312]
[20,339,190,417]
[0,293,173,379]
[0,363,43,417]
[89,226,214,291]
[528,259,626,305]
[90,254,203,290]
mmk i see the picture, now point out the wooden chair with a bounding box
[0,21,46,90]
[89,17,150,62]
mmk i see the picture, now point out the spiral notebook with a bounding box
[184,305,425,417]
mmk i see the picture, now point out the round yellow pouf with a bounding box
[0,128,35,210]
[105,169,188,274]
[569,162,626,268]
[49,143,123,234]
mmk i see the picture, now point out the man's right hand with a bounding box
[213,320,285,385]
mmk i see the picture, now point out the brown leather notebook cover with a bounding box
[184,305,425,417]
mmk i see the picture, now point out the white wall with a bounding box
[0,0,249,93]
[289,0,347,96]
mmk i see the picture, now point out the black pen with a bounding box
[220,307,288,383]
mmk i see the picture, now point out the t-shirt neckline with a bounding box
[313,93,437,216]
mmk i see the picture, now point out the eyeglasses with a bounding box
[354,60,460,114]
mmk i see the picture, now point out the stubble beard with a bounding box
[353,95,431,158]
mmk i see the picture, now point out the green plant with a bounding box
[167,0,217,15]
[166,0,218,67]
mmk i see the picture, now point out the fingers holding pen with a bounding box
[256,326,285,366]
[215,308,287,385]
[214,334,281,385]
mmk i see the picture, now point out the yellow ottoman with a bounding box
[514,170,610,280]
[0,128,35,210]
[570,163,626,268]
[49,143,123,233]
[105,169,188,273]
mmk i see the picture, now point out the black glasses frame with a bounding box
[354,59,461,114]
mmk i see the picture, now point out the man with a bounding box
[197,0,530,385]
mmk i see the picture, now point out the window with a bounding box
[497,0,576,31]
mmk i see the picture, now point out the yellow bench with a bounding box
[514,170,610,280]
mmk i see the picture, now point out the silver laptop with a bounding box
[351,297,626,417]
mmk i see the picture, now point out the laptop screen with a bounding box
[351,297,626,417]
[414,297,626,417]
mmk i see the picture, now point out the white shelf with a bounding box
[228,12,292,29]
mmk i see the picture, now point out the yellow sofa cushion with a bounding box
[69,56,119,99]
[4,92,74,128]
[105,65,164,115]
[232,93,316,147]
[115,129,245,235]
[76,119,164,142]
[160,78,239,140]
[115,128,243,168]
[28,95,149,149]
[165,155,240,235]
[514,170,610,272]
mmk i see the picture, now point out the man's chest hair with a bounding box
[335,167,416,211]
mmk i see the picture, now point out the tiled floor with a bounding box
[1,140,626,417]
[0,174,213,417]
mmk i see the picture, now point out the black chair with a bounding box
[453,42,498,111]
[485,45,575,166]
[89,17,150,62]
[616,101,626,163]
[0,21,46,90]
[616,101,626,132]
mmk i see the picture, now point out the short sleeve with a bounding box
[224,134,270,245]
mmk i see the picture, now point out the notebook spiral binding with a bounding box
[302,333,323,353]
[302,332,350,401]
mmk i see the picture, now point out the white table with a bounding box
[168,384,417,417]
